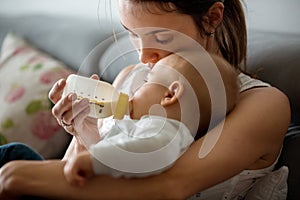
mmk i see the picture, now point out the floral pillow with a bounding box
[0,33,74,158]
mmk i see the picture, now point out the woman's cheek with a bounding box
[130,38,141,52]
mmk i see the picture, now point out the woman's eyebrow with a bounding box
[121,22,171,35]
[145,29,170,36]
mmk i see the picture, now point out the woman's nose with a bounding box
[139,48,172,65]
[139,48,160,64]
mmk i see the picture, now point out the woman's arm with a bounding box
[0,86,290,199]
[165,87,290,198]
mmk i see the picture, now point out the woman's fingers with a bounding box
[52,93,76,125]
[64,154,87,187]
[49,74,98,106]
[61,74,99,125]
[63,98,90,125]
[48,79,66,104]
[50,74,98,135]
[73,106,90,127]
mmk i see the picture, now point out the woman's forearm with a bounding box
[0,160,180,200]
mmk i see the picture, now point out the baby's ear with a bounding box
[161,81,184,107]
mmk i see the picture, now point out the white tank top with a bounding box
[238,73,270,92]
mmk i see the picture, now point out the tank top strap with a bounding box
[238,73,271,92]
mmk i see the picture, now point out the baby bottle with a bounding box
[63,74,129,119]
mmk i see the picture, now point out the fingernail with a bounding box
[80,98,89,106]
[59,79,64,86]
[68,93,76,101]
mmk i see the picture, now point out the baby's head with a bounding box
[130,52,239,137]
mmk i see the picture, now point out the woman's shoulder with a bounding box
[237,84,290,168]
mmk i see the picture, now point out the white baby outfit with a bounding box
[90,115,194,178]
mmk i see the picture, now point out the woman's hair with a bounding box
[127,0,247,71]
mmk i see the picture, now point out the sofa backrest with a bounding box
[247,30,300,124]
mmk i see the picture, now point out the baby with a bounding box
[63,53,239,186]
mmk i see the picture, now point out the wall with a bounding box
[0,0,100,18]
[0,0,299,33]
[246,0,300,34]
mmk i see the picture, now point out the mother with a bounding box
[0,0,290,199]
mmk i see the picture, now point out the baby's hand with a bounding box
[63,151,94,187]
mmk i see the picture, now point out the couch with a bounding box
[0,0,299,199]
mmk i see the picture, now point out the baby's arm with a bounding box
[64,151,94,187]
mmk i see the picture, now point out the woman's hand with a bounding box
[48,74,100,148]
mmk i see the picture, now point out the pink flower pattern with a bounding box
[27,54,49,64]
[31,111,62,140]
[39,68,72,84]
[11,46,31,56]
[4,85,25,104]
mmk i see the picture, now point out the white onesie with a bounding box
[90,115,194,178]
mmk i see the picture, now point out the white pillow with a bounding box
[245,166,289,200]
[0,33,74,158]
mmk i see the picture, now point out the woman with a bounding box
[0,0,290,199]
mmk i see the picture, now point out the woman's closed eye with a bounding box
[128,30,174,45]
[155,33,174,45]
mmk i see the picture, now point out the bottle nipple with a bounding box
[113,92,129,120]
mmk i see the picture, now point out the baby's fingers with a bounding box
[64,162,81,187]
[90,74,100,80]
[75,171,88,187]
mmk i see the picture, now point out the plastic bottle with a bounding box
[63,74,129,119]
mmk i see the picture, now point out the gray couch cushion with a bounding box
[0,14,122,74]
[276,125,300,200]
[247,30,300,124]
